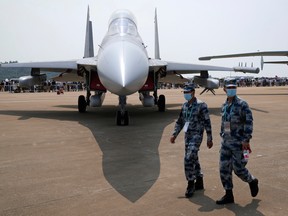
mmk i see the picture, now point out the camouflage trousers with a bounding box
[219,140,254,190]
[184,135,203,181]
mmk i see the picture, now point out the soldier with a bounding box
[170,84,213,198]
[216,78,259,205]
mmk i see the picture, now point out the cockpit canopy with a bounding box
[108,9,138,36]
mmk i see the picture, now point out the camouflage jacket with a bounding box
[220,96,253,143]
[172,98,213,142]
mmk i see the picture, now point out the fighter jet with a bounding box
[0,7,259,125]
[199,51,288,70]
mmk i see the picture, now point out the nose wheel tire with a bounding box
[157,94,165,112]
[78,95,87,113]
[116,110,129,126]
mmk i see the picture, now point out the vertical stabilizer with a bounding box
[154,8,160,60]
[84,6,94,58]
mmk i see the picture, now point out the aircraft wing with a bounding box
[199,51,288,60]
[165,61,260,73]
[149,59,260,74]
[0,60,79,73]
[0,57,99,82]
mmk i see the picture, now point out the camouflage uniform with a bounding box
[220,96,254,190]
[172,98,213,181]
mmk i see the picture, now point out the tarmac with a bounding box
[0,86,287,216]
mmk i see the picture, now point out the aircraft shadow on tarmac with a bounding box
[0,104,221,203]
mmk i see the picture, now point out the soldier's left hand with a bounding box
[207,140,213,149]
[242,142,252,153]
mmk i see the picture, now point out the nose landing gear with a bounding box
[116,95,129,126]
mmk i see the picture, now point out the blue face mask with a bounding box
[226,89,237,97]
[184,93,192,101]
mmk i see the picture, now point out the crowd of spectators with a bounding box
[219,76,288,88]
[0,79,85,93]
[1,76,287,93]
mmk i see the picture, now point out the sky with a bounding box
[0,0,288,78]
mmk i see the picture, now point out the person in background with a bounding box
[170,84,213,198]
[216,77,259,205]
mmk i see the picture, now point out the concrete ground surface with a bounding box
[0,86,287,216]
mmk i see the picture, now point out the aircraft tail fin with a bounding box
[154,8,160,60]
[84,6,94,58]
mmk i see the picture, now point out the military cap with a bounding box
[224,77,237,87]
[183,83,195,92]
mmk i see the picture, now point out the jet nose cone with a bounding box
[97,41,149,95]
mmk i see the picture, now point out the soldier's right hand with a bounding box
[170,136,176,144]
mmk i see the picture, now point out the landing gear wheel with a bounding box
[157,94,165,112]
[116,110,129,126]
[78,95,87,113]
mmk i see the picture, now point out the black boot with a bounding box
[249,178,259,197]
[216,190,234,204]
[195,176,204,190]
[185,180,195,198]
